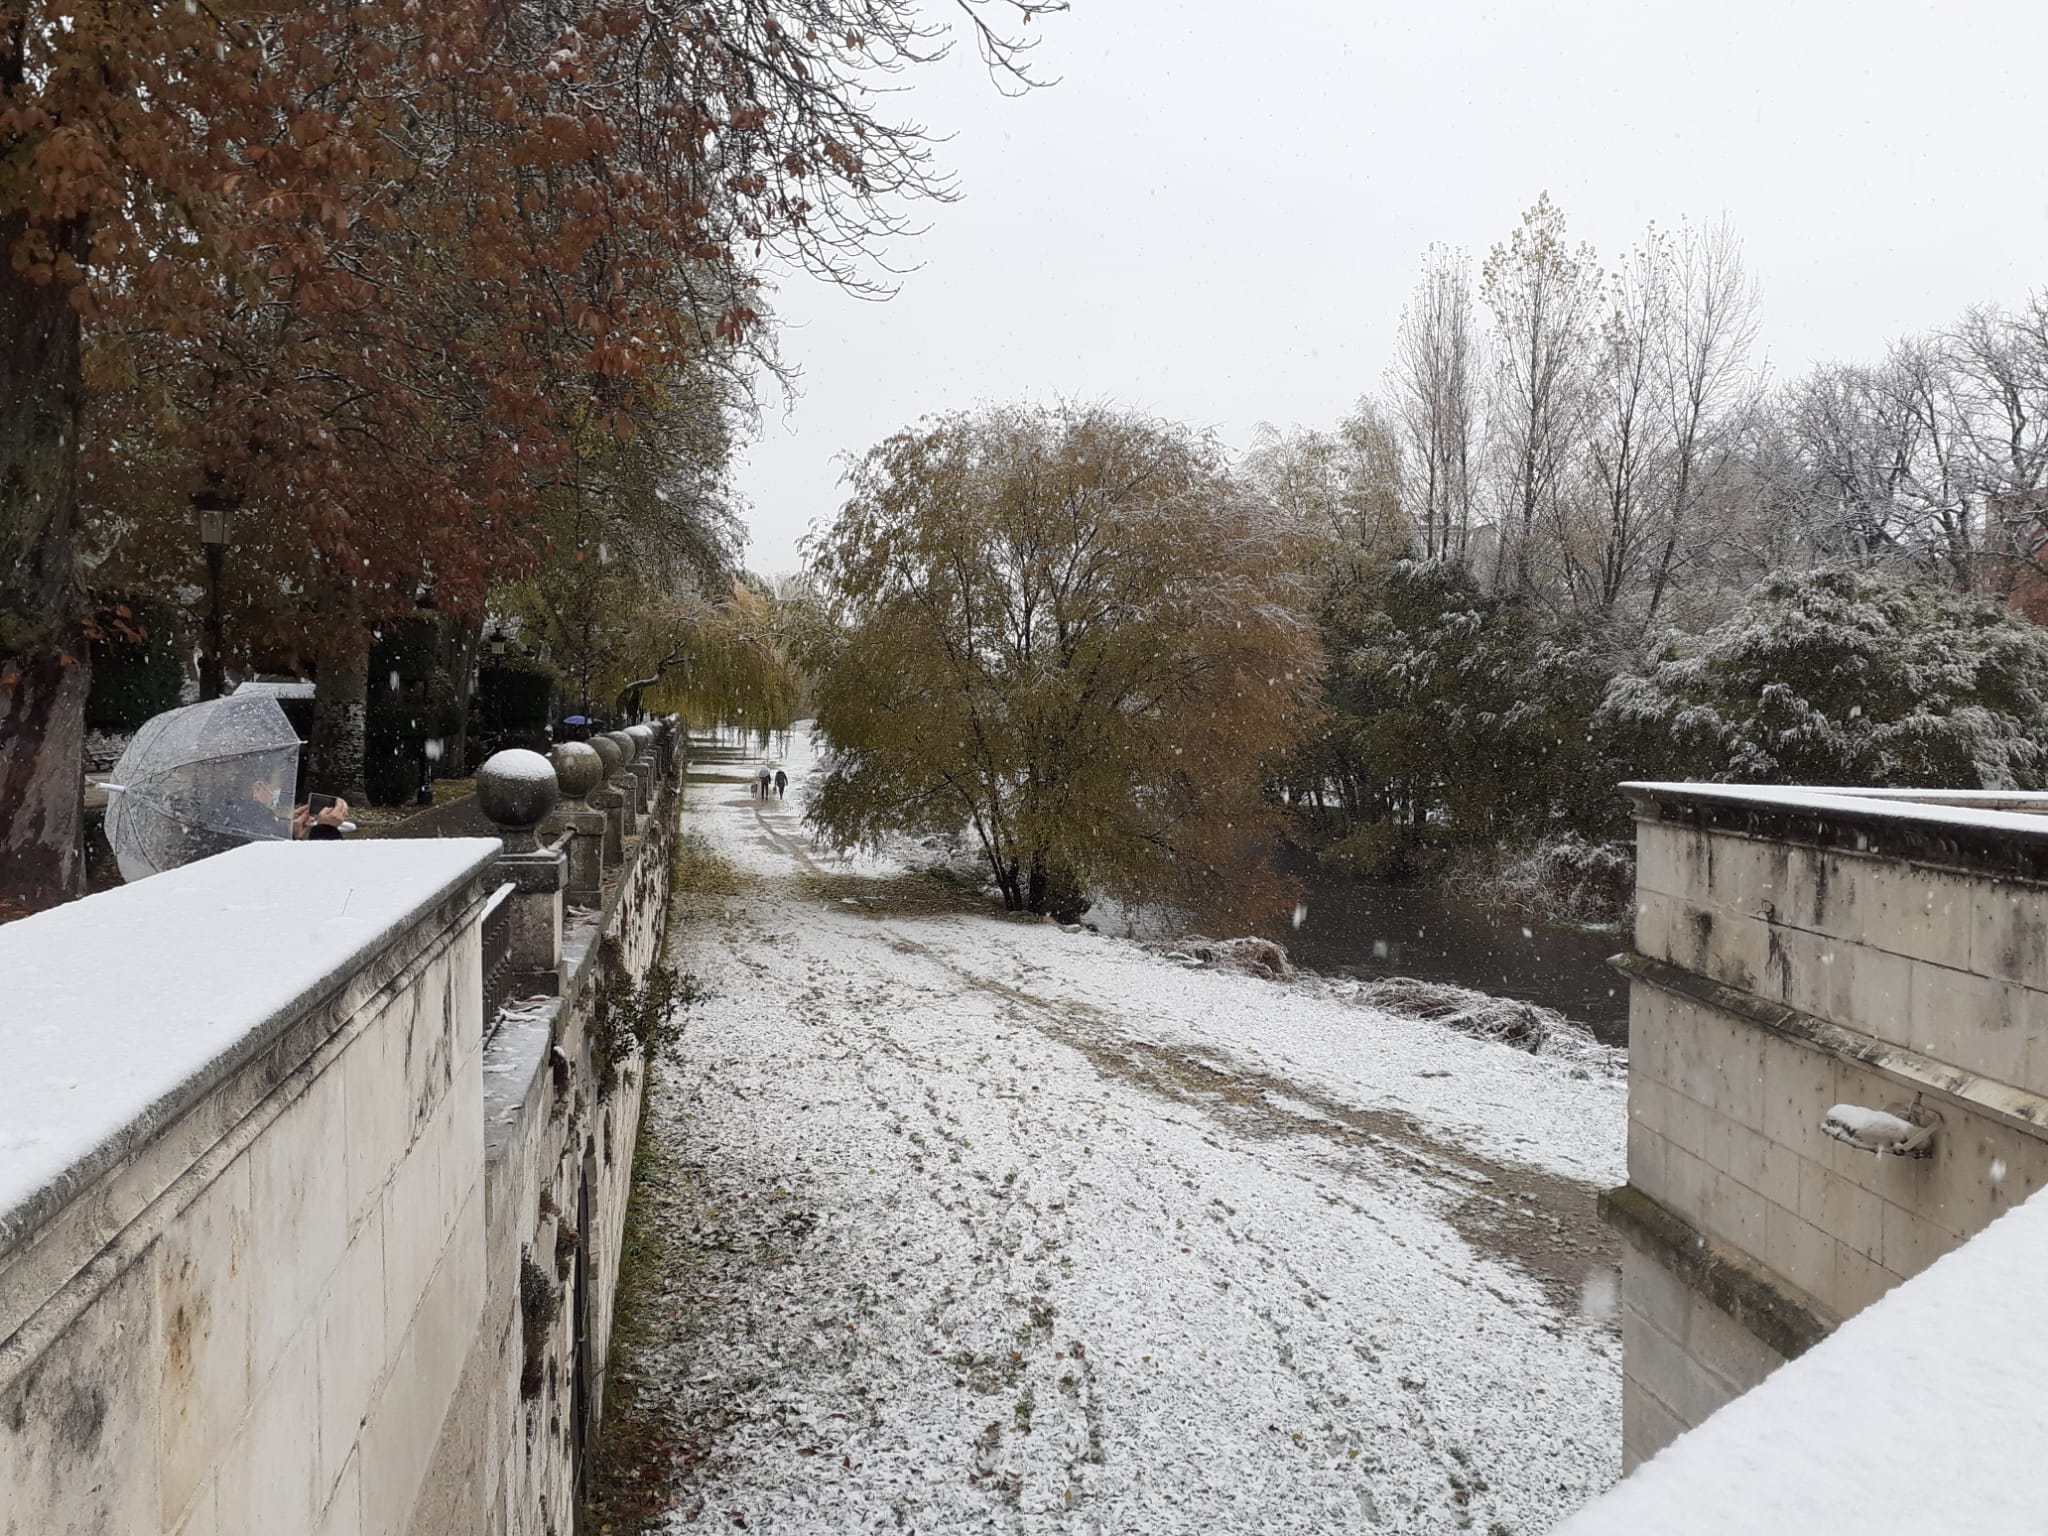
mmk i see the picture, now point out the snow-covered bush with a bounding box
[1601,566,2048,788]
[1450,832,1635,930]
[1336,975,1618,1070]
[1292,556,1627,863]
[1147,935,1293,979]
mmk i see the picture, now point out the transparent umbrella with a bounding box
[104,695,303,882]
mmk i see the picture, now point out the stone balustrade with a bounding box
[591,733,639,841]
[0,716,686,1536]
[546,742,608,903]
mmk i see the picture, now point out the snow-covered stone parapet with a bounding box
[0,725,688,1536]
[0,838,499,1256]
[1625,778,2048,1100]
[0,839,499,1535]
[1560,1184,2048,1536]
[1613,780,2048,1470]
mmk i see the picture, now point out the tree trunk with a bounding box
[439,616,481,777]
[0,218,88,914]
[1025,855,1088,923]
[992,855,1022,911]
[308,583,368,803]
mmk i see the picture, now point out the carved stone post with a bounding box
[604,730,647,818]
[477,750,566,995]
[583,735,627,863]
[623,727,655,812]
[626,723,659,812]
[591,732,637,840]
[548,741,607,903]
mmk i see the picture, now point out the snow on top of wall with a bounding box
[1803,786,2048,805]
[0,838,499,1248]
[1559,1184,2048,1535]
[482,747,558,783]
[1623,780,2048,841]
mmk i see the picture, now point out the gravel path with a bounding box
[623,738,1622,1535]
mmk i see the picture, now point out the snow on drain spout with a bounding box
[1822,1101,1940,1157]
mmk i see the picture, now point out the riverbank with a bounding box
[581,734,1626,1534]
[1269,849,1633,1047]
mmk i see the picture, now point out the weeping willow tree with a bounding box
[807,404,1323,925]
[504,361,767,721]
[512,559,809,732]
[631,578,808,735]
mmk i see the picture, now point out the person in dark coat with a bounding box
[184,772,291,862]
[774,769,788,800]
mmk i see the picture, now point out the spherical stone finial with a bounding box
[550,741,604,806]
[477,749,560,850]
[590,734,623,774]
[602,730,637,768]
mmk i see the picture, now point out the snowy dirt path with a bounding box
[634,739,1622,1535]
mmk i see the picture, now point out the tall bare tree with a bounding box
[1781,342,1973,583]
[1570,231,1674,618]
[1481,194,1600,596]
[1947,298,2048,586]
[1386,248,1481,561]
[1643,219,1762,624]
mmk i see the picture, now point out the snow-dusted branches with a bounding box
[1598,566,2048,788]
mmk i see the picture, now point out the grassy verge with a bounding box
[578,825,733,1531]
[799,864,991,919]
[671,829,745,903]
[577,1087,702,1533]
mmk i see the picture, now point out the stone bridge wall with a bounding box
[0,734,680,1536]
[408,762,677,1535]
[1613,784,2048,1469]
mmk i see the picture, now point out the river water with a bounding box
[1267,852,1632,1047]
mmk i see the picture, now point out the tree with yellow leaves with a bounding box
[806,404,1322,925]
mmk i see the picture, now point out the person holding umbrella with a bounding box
[106,694,310,879]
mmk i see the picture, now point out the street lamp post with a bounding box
[196,493,232,699]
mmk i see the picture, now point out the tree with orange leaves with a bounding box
[1,0,1065,912]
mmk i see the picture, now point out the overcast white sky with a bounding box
[732,0,2048,576]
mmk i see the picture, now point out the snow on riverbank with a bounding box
[704,725,1625,1189]
[637,733,1626,1533]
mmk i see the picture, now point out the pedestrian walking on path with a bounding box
[774,768,788,800]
